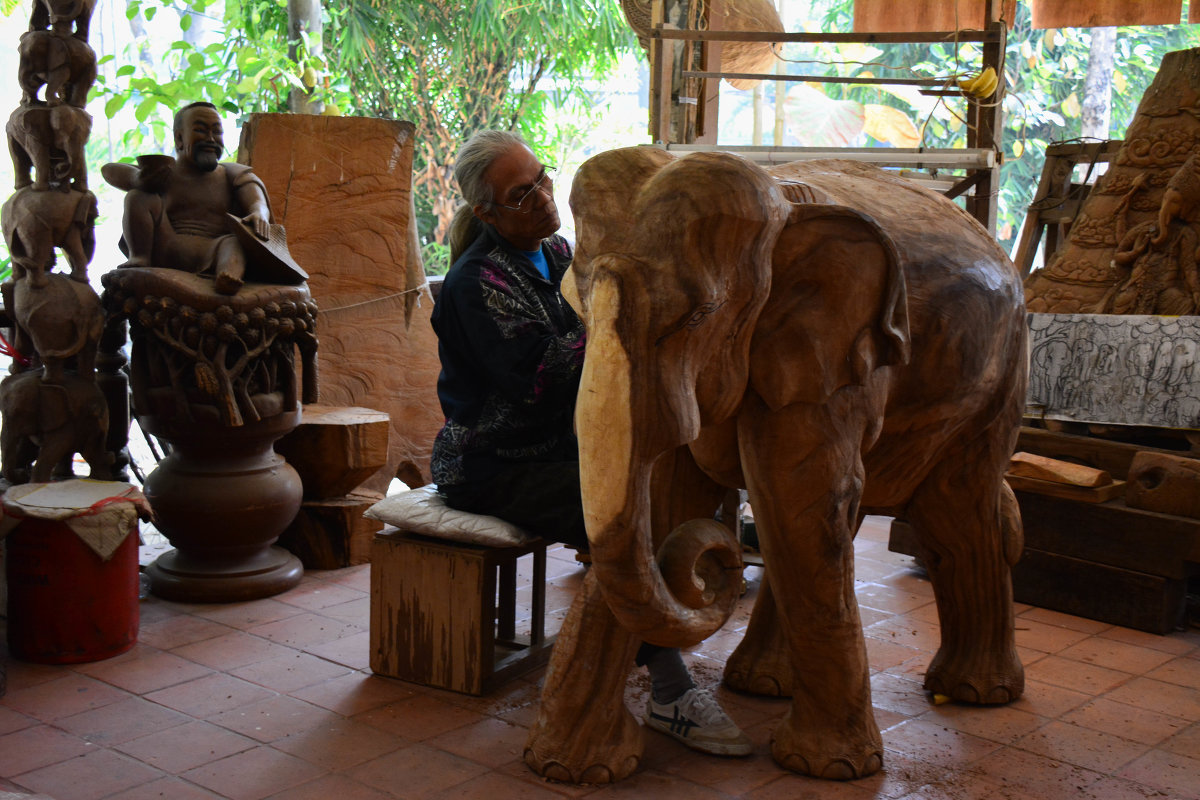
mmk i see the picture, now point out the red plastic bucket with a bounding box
[6,517,139,664]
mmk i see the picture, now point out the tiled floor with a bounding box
[1,517,1198,800]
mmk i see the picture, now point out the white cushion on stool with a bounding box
[363,485,535,547]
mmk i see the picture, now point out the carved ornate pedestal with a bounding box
[102,267,319,602]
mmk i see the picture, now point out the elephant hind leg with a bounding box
[906,440,1024,705]
[724,571,792,697]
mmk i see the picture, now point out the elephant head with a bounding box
[1153,152,1200,246]
[568,148,910,648]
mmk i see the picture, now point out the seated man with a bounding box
[430,129,751,757]
[108,102,275,295]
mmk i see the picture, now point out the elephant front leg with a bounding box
[739,393,883,780]
[525,569,644,785]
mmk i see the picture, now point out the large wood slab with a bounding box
[238,114,443,492]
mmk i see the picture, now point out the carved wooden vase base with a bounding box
[142,409,303,603]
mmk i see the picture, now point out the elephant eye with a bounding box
[655,300,726,346]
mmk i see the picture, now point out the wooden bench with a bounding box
[366,488,555,695]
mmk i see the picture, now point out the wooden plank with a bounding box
[1016,426,1188,480]
[683,71,946,86]
[655,29,1002,43]
[1030,0,1182,29]
[1012,548,1186,635]
[853,0,1017,32]
[1005,475,1125,503]
[1016,492,1200,579]
[1009,451,1112,487]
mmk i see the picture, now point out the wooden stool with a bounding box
[369,526,554,695]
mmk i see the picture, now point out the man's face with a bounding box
[476,144,560,250]
[176,106,224,173]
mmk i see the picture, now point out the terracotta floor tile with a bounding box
[354,694,488,741]
[856,583,933,616]
[1012,617,1093,654]
[181,745,324,800]
[247,611,365,648]
[0,658,65,693]
[115,719,258,773]
[1057,635,1177,675]
[272,717,405,770]
[316,596,372,625]
[289,671,417,716]
[865,637,925,672]
[207,694,339,742]
[893,774,1020,800]
[14,747,162,800]
[187,597,306,630]
[323,565,373,592]
[1062,696,1190,746]
[1099,625,1200,656]
[263,773,396,800]
[1147,654,1200,690]
[425,717,531,769]
[1008,678,1092,718]
[301,629,372,670]
[346,743,489,797]
[56,694,189,746]
[969,745,1105,797]
[864,614,943,653]
[1075,775,1184,800]
[655,743,783,796]
[883,718,1003,768]
[426,769,581,799]
[1105,675,1200,720]
[870,672,938,718]
[0,704,37,736]
[1024,653,1134,695]
[1117,747,1200,799]
[1012,719,1151,773]
[229,651,352,692]
[137,614,235,651]
[1158,721,1200,760]
[0,724,93,775]
[275,580,367,611]
[170,630,296,670]
[1,673,131,722]
[114,776,226,800]
[1018,606,1113,634]
[144,672,277,718]
[918,702,1048,745]
[74,647,213,694]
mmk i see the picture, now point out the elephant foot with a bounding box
[724,645,792,697]
[923,646,1024,705]
[771,711,883,781]
[214,272,244,295]
[523,706,642,785]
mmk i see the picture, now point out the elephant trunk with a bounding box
[577,276,741,649]
[1153,189,1181,246]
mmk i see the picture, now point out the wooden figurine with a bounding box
[524,148,1028,783]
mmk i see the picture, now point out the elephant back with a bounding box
[768,159,1012,277]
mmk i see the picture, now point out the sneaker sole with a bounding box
[643,717,753,757]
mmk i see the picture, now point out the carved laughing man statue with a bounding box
[103,101,293,295]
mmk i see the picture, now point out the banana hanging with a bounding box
[957,66,999,99]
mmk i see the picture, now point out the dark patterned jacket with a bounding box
[430,226,585,488]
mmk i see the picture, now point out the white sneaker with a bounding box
[644,687,753,756]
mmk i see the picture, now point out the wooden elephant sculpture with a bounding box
[524,149,1028,783]
[10,272,103,384]
[18,29,96,108]
[0,370,111,485]
[7,104,91,191]
[29,0,95,41]
[2,186,97,287]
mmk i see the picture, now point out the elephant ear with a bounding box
[749,203,911,410]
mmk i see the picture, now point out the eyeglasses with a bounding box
[494,166,556,213]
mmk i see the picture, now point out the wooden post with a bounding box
[966,4,1006,235]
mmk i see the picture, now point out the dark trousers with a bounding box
[440,459,589,551]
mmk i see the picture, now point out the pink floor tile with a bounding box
[346,743,490,797]
[1117,747,1200,799]
[1062,696,1191,746]
[246,611,365,648]
[264,773,397,800]
[1,672,131,722]
[74,646,213,694]
[1104,675,1200,720]
[144,672,277,718]
[55,694,189,746]
[207,694,340,742]
[271,717,406,770]
[919,702,1048,745]
[883,717,1004,768]
[187,598,306,630]
[14,747,163,800]
[1023,653,1135,695]
[170,630,297,670]
[1057,635,1178,675]
[0,723,94,776]
[1011,719,1151,773]
[288,671,417,716]
[229,651,352,692]
[1146,654,1200,689]
[181,745,325,800]
[114,719,258,773]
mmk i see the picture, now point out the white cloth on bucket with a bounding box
[363,484,536,547]
[1,480,149,561]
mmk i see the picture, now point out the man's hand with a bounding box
[243,211,270,240]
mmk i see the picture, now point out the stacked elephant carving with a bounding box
[0,0,110,486]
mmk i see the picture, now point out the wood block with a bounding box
[276,490,384,569]
[1011,548,1186,635]
[275,405,391,499]
[369,528,553,695]
[888,520,1189,634]
[1017,426,1189,480]
[1009,452,1111,487]
[1126,451,1200,519]
[1004,474,1126,503]
[240,115,445,493]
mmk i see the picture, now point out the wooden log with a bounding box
[1126,451,1200,520]
[276,490,384,569]
[274,405,390,499]
[1009,451,1111,486]
[1016,425,1187,480]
